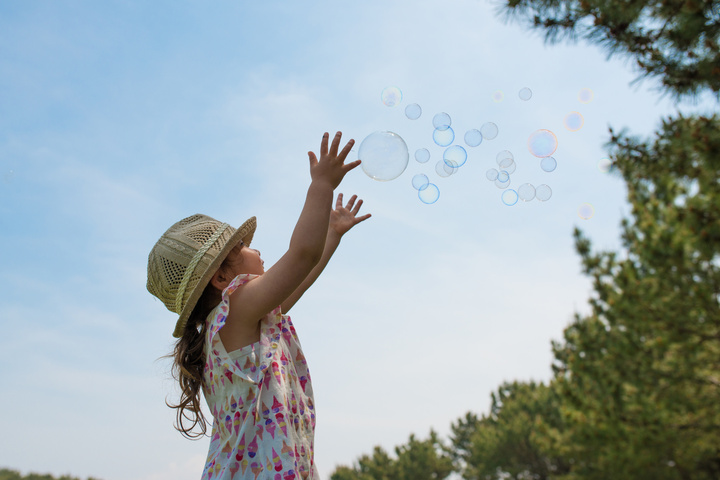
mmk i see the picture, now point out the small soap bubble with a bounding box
[518,88,532,101]
[578,88,594,104]
[486,168,499,181]
[381,86,402,106]
[496,150,514,166]
[492,90,504,102]
[501,189,519,206]
[415,148,430,164]
[359,131,409,181]
[435,160,458,177]
[433,126,455,147]
[432,112,452,130]
[3,169,15,184]
[464,129,483,147]
[598,157,612,173]
[412,174,430,190]
[578,203,595,219]
[518,183,536,201]
[528,129,558,158]
[535,184,552,201]
[481,122,499,140]
[495,171,510,189]
[564,112,584,131]
[419,183,440,204]
[443,145,467,168]
[541,156,557,172]
[503,159,517,174]
[405,103,422,120]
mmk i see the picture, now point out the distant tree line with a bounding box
[331,1,719,479]
[0,468,101,480]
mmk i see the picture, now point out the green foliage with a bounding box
[328,431,453,480]
[549,114,720,479]
[500,0,720,99]
[0,468,102,480]
[449,382,570,480]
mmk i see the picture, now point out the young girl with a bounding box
[146,132,370,479]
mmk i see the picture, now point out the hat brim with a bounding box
[172,216,256,338]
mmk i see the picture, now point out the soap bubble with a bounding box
[464,129,483,147]
[535,184,552,201]
[381,86,402,106]
[3,169,15,184]
[405,103,422,120]
[412,174,429,190]
[578,88,594,104]
[492,90,504,102]
[358,131,409,181]
[486,168,499,181]
[578,203,595,219]
[419,183,440,204]
[501,189,519,206]
[518,88,532,101]
[481,122,499,140]
[518,183,536,201]
[415,148,430,163]
[443,145,467,168]
[435,160,458,177]
[432,112,452,130]
[433,126,455,147]
[540,156,557,172]
[496,150,514,167]
[598,157,613,173]
[528,129,558,158]
[503,159,517,174]
[564,112,584,131]
[495,170,510,189]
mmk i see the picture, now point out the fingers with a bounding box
[338,137,355,160]
[354,213,372,224]
[344,194,357,209]
[320,132,329,158]
[337,194,369,218]
[343,159,362,172]
[328,131,342,158]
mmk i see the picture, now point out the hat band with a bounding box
[174,223,230,314]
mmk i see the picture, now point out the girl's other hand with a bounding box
[308,131,361,189]
[329,193,372,236]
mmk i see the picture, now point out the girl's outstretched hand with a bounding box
[330,193,372,236]
[308,131,361,190]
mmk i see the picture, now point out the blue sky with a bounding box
[0,1,714,479]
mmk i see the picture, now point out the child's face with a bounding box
[228,241,264,276]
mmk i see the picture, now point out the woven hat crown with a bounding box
[146,214,256,337]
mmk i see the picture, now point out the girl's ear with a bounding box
[210,268,231,291]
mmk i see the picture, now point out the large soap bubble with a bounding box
[528,129,558,158]
[358,131,409,181]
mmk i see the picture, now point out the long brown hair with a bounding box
[165,247,241,439]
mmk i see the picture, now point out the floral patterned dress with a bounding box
[201,274,317,479]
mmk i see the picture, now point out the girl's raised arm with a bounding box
[220,132,360,340]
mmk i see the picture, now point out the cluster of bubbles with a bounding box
[364,85,597,214]
[485,148,553,205]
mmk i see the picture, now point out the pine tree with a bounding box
[501,0,720,99]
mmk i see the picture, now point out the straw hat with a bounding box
[147,214,256,338]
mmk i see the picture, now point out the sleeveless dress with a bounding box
[201,274,317,479]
